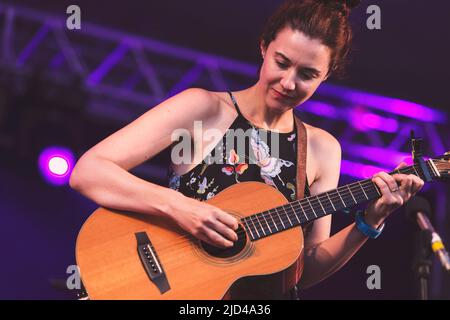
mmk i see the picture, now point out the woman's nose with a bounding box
[280,70,296,91]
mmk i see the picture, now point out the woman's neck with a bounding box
[233,84,294,132]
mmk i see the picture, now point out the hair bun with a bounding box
[345,0,361,9]
[318,0,360,14]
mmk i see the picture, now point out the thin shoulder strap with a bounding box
[227,91,244,117]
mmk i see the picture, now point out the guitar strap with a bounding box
[294,113,308,201]
[293,113,311,290]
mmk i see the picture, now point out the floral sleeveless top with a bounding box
[167,91,310,202]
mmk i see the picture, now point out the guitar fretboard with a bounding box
[240,162,431,241]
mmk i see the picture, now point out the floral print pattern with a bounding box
[167,116,302,202]
[221,149,249,183]
[250,128,294,187]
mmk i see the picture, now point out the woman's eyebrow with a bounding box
[275,51,321,75]
[275,51,291,61]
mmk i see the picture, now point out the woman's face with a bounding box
[259,26,332,111]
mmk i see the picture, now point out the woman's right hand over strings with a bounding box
[166,194,239,249]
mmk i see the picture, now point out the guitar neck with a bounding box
[241,161,433,241]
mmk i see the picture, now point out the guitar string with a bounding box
[211,164,419,243]
[155,165,421,250]
[242,166,420,234]
[147,177,377,252]
[154,175,393,259]
[132,162,440,265]
[155,177,416,254]
[151,166,421,251]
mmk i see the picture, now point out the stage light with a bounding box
[48,156,69,175]
[318,83,447,124]
[361,113,398,133]
[38,146,75,186]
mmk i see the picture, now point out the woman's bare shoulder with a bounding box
[209,91,240,114]
[76,88,222,170]
[303,123,341,201]
[303,122,341,157]
[147,87,224,133]
[174,87,221,117]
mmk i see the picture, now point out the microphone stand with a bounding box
[412,229,433,300]
[410,131,433,300]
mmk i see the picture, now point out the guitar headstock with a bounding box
[429,151,450,180]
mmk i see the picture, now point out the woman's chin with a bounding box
[267,97,297,111]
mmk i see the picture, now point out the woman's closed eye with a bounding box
[299,71,315,80]
[276,60,289,69]
[276,60,317,80]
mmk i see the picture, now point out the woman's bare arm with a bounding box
[299,128,369,290]
[299,129,424,289]
[70,88,239,248]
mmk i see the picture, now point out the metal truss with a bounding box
[1,4,447,164]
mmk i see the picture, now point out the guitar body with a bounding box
[76,181,304,300]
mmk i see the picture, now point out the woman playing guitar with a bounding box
[70,0,424,299]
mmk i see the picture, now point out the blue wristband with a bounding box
[355,210,385,239]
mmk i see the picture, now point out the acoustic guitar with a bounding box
[75,153,450,299]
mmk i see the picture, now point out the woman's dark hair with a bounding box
[260,0,360,78]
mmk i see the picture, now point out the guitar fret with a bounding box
[336,189,346,207]
[316,196,326,215]
[355,185,368,203]
[309,196,325,219]
[269,210,279,231]
[255,214,266,236]
[298,201,308,221]
[347,185,357,204]
[282,206,293,226]
[365,186,379,199]
[249,216,260,238]
[270,209,282,230]
[372,184,381,196]
[306,197,317,218]
[358,181,369,200]
[275,208,286,229]
[262,212,273,233]
[289,203,301,224]
[318,194,333,213]
[243,220,255,240]
[326,192,336,211]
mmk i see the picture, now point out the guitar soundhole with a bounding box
[200,224,247,258]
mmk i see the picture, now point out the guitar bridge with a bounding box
[135,232,170,294]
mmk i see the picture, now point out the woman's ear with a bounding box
[260,42,266,59]
[322,68,331,82]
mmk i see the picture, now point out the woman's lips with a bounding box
[272,88,294,100]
